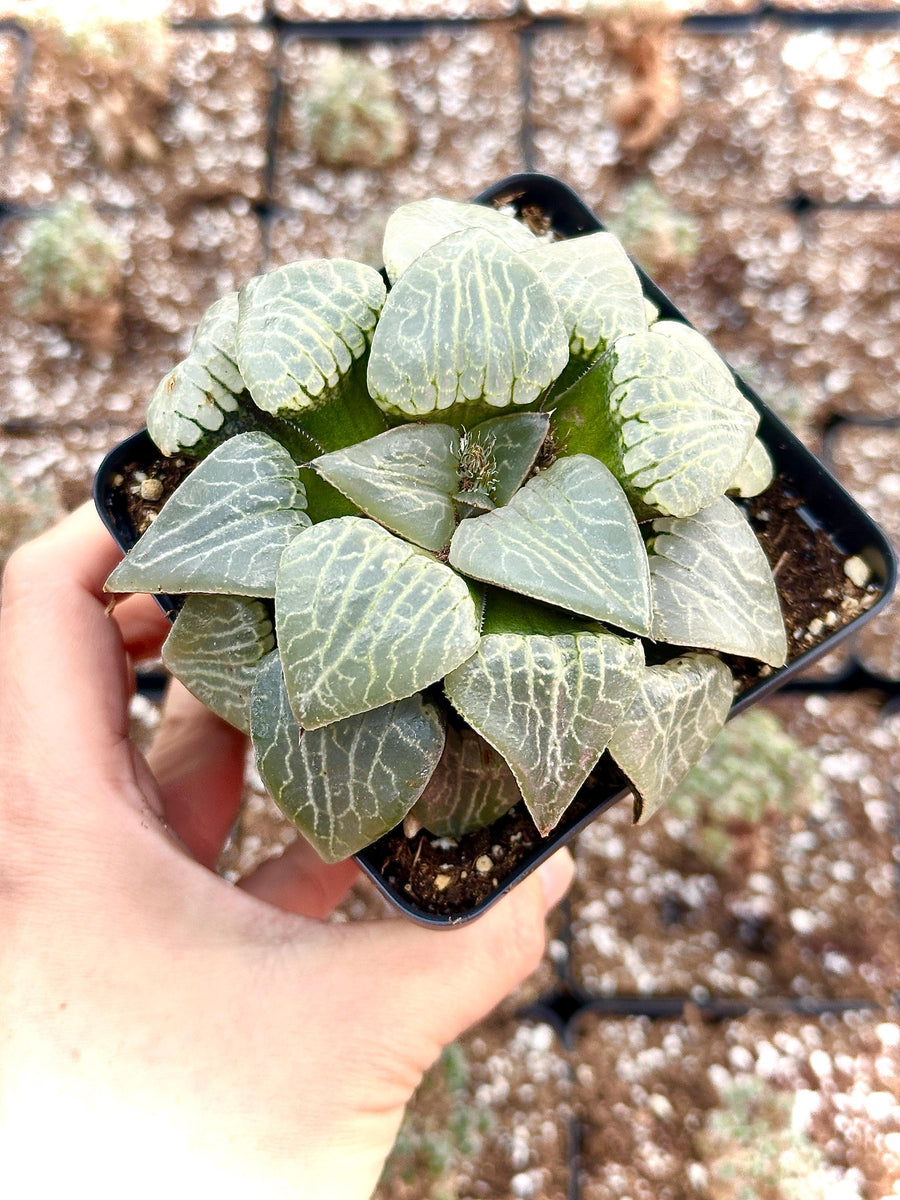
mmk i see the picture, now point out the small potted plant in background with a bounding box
[96,176,894,923]
[299,47,410,171]
[15,0,171,169]
[14,195,124,356]
[663,706,825,877]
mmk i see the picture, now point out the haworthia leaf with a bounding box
[650,319,735,385]
[147,292,248,457]
[367,229,569,424]
[235,260,385,418]
[382,197,537,282]
[554,330,759,519]
[649,496,788,667]
[410,722,521,838]
[105,433,310,597]
[728,436,775,498]
[161,594,275,734]
[525,232,647,362]
[607,652,734,824]
[465,412,550,506]
[276,516,481,730]
[312,424,459,551]
[444,630,645,835]
[449,454,652,636]
[250,652,444,863]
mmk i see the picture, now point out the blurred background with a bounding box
[1,0,899,1196]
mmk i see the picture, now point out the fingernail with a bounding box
[536,848,574,911]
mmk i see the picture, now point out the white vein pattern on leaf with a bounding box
[164,596,273,732]
[447,633,642,824]
[259,666,443,862]
[315,428,458,548]
[383,198,537,280]
[369,232,565,417]
[649,500,785,662]
[148,301,245,452]
[238,262,383,413]
[415,725,520,835]
[528,234,646,358]
[109,436,309,595]
[278,520,477,726]
[609,655,733,819]
[167,595,273,673]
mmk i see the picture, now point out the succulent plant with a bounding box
[666,707,824,871]
[15,197,124,354]
[606,179,700,276]
[299,49,410,170]
[697,1076,860,1200]
[105,195,787,864]
[19,0,170,167]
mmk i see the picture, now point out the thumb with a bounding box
[316,848,574,1085]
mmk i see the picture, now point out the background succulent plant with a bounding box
[665,707,825,872]
[299,48,410,170]
[15,195,124,355]
[606,178,700,276]
[16,0,171,168]
[106,196,787,865]
[696,1075,861,1199]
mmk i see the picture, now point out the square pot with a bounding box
[94,173,897,927]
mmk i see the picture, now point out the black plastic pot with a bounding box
[94,173,897,928]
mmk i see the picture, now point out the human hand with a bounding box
[0,504,573,1199]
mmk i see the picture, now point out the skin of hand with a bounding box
[0,504,573,1200]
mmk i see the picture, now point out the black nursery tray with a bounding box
[94,173,897,928]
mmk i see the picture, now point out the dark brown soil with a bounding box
[731,482,876,682]
[114,452,193,536]
[365,751,631,922]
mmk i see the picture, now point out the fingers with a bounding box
[0,504,135,789]
[238,837,360,919]
[112,593,172,662]
[147,680,248,868]
[310,849,574,1083]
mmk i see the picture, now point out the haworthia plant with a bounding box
[648,497,788,667]
[525,232,647,363]
[607,653,735,823]
[444,630,645,834]
[381,196,538,282]
[251,651,445,862]
[275,516,480,729]
[106,193,789,869]
[409,722,522,838]
[448,454,652,635]
[236,260,386,418]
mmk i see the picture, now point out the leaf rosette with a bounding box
[106,195,788,867]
